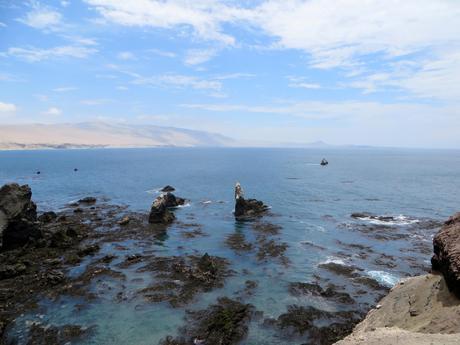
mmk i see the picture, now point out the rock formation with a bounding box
[0,183,41,250]
[148,192,185,224]
[234,183,269,219]
[432,212,460,297]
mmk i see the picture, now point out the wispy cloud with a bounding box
[80,99,112,106]
[117,51,135,60]
[18,3,62,31]
[148,49,176,58]
[184,49,217,65]
[42,107,62,116]
[132,74,222,91]
[3,44,97,62]
[0,101,17,113]
[53,86,77,92]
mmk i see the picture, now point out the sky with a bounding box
[0,0,459,148]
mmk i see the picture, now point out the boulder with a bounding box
[0,183,41,250]
[148,195,176,224]
[78,197,97,204]
[162,192,186,208]
[38,211,57,223]
[234,197,269,219]
[161,185,175,192]
[432,212,460,297]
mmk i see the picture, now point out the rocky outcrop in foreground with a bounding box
[0,183,41,250]
[431,212,460,297]
[334,274,460,344]
[148,192,186,224]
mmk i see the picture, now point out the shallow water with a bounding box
[1,147,459,344]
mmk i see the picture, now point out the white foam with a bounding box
[320,256,347,266]
[358,214,419,226]
[176,202,191,208]
[367,270,400,287]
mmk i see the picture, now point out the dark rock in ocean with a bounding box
[289,282,355,305]
[0,262,27,280]
[78,197,97,204]
[234,197,269,219]
[161,185,175,192]
[432,212,460,298]
[138,253,232,307]
[351,212,395,222]
[0,183,41,250]
[27,323,92,345]
[118,216,130,225]
[148,192,185,224]
[160,297,255,345]
[38,211,57,223]
[77,244,100,257]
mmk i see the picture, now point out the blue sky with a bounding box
[0,0,459,148]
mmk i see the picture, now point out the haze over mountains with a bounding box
[0,122,235,150]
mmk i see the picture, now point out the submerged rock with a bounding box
[160,297,255,345]
[38,211,57,223]
[78,197,97,204]
[432,212,460,297]
[0,183,41,250]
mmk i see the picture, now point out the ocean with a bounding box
[1,147,459,344]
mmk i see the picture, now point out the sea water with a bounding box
[1,147,459,344]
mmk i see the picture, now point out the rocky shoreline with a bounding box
[335,213,460,344]
[0,182,457,344]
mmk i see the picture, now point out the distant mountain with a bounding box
[0,122,235,150]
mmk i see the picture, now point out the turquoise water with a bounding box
[1,148,459,344]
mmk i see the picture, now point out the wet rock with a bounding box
[252,222,282,235]
[318,262,362,278]
[225,232,253,251]
[138,253,232,306]
[148,192,185,224]
[161,185,175,192]
[160,297,255,345]
[45,270,65,285]
[351,212,395,222]
[118,216,130,225]
[289,282,355,305]
[78,197,97,204]
[77,244,100,257]
[256,238,289,264]
[273,305,360,344]
[27,323,91,345]
[234,197,269,219]
[38,211,57,223]
[0,183,41,250]
[0,262,27,279]
[432,212,460,297]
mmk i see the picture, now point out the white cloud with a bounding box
[19,4,62,30]
[4,44,97,62]
[149,49,176,58]
[83,0,460,102]
[0,22,6,28]
[0,102,17,113]
[43,107,62,116]
[84,0,246,44]
[132,74,222,91]
[53,86,77,92]
[117,51,135,60]
[80,99,111,105]
[61,1,70,7]
[184,49,217,65]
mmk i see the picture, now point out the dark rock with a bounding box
[77,244,100,257]
[27,323,91,345]
[38,211,57,223]
[432,212,460,298]
[46,270,65,285]
[0,263,27,280]
[0,183,41,250]
[234,197,269,219]
[160,297,254,345]
[118,216,130,225]
[148,192,185,224]
[78,197,97,204]
[289,282,355,305]
[161,185,175,192]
